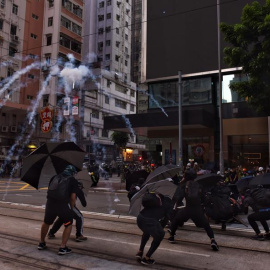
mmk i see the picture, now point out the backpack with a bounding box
[185,181,201,205]
[251,187,270,208]
[142,192,162,208]
[47,174,72,202]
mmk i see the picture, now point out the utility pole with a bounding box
[178,71,183,173]
[217,0,224,175]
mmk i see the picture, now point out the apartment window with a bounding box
[105,65,110,71]
[45,54,51,65]
[98,42,103,51]
[105,95,109,104]
[125,60,128,66]
[28,74,35,79]
[63,0,72,11]
[71,41,81,54]
[107,0,111,6]
[0,19,3,30]
[130,104,135,112]
[92,110,99,119]
[27,95,34,100]
[107,79,111,87]
[72,23,82,36]
[125,21,128,27]
[116,14,120,21]
[61,16,71,30]
[106,40,111,46]
[31,33,37,39]
[99,1,104,8]
[98,15,104,21]
[7,67,14,76]
[98,28,104,34]
[73,4,82,18]
[116,28,119,34]
[1,0,5,9]
[105,26,111,32]
[43,94,49,107]
[10,24,17,35]
[107,13,111,19]
[125,47,128,53]
[125,34,128,40]
[9,46,17,57]
[115,55,119,62]
[48,0,54,8]
[46,35,52,46]
[116,41,120,47]
[48,17,53,26]
[115,99,127,109]
[32,14,39,20]
[131,90,135,97]
[60,35,70,48]
[105,54,110,60]
[102,129,109,137]
[12,4,18,15]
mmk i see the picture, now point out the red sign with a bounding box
[40,106,53,133]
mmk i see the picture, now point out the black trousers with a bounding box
[170,206,214,239]
[137,214,165,258]
[248,211,270,234]
[49,206,84,237]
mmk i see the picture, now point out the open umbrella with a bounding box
[195,173,223,187]
[144,164,181,185]
[249,173,270,188]
[236,175,253,192]
[129,179,177,217]
[21,142,85,189]
[76,167,92,196]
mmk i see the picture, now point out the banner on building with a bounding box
[40,106,53,133]
[63,97,70,116]
[72,96,79,115]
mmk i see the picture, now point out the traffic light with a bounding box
[138,156,142,161]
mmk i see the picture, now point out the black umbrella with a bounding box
[195,173,223,187]
[144,164,181,185]
[21,142,85,189]
[236,175,253,192]
[249,173,270,188]
[125,170,149,191]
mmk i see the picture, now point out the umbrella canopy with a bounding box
[21,142,85,189]
[129,179,177,217]
[125,170,149,191]
[76,167,92,196]
[236,175,253,192]
[249,173,270,188]
[144,164,181,185]
[195,173,223,187]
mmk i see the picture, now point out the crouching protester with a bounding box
[243,186,270,240]
[136,192,173,266]
[38,165,78,255]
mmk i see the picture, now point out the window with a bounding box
[32,14,39,20]
[28,74,35,79]
[107,0,111,6]
[1,0,5,9]
[61,16,71,30]
[31,33,37,39]
[27,95,33,100]
[115,55,120,62]
[105,54,110,60]
[107,79,111,87]
[46,35,52,46]
[98,15,104,21]
[48,0,54,8]
[115,99,127,109]
[105,95,109,104]
[130,104,135,112]
[12,4,18,15]
[92,110,99,119]
[107,13,111,19]
[102,129,109,137]
[0,19,3,30]
[71,40,81,54]
[125,60,128,66]
[98,42,103,51]
[10,24,17,35]
[73,4,82,18]
[125,34,128,40]
[116,28,119,34]
[131,90,135,97]
[98,28,104,34]
[125,21,128,27]
[7,67,14,76]
[105,65,110,71]
[116,41,120,47]
[60,35,70,48]
[72,23,82,36]
[105,26,111,32]
[9,46,17,57]
[48,17,53,26]
[116,14,120,21]
[43,95,49,107]
[99,1,104,8]
[106,40,110,46]
[45,54,51,65]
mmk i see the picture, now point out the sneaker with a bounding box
[38,242,47,250]
[76,235,88,242]
[168,236,175,243]
[48,233,55,239]
[211,240,219,251]
[58,246,72,255]
[135,251,143,260]
[250,234,265,241]
[141,257,155,265]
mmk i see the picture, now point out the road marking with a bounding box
[117,204,129,206]
[15,194,32,197]
[87,236,210,257]
[20,184,30,190]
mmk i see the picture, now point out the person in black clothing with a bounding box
[168,180,219,251]
[48,181,88,242]
[38,165,78,255]
[243,188,270,240]
[135,194,173,265]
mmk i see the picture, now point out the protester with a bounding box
[136,193,173,265]
[48,180,87,242]
[168,180,219,251]
[38,165,78,255]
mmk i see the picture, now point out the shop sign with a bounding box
[193,145,205,157]
[40,106,53,133]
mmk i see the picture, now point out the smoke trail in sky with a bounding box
[0,61,41,96]
[121,115,135,137]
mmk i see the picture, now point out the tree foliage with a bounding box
[220,0,270,114]
[111,131,129,149]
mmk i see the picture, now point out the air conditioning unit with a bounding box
[1,126,8,132]
[11,126,17,132]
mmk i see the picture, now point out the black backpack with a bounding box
[47,174,72,202]
[142,192,162,208]
[185,181,201,205]
[251,187,270,208]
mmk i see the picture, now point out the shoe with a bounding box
[141,257,155,265]
[48,233,55,239]
[58,246,72,255]
[211,240,219,251]
[168,236,175,243]
[250,234,265,241]
[76,235,88,242]
[38,242,47,250]
[135,251,143,260]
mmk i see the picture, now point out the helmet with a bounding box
[63,165,77,176]
[259,167,264,172]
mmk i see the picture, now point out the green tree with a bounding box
[220,0,270,114]
[111,131,129,150]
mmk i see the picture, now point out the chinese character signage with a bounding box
[40,106,53,133]
[72,96,79,115]
[63,97,70,116]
